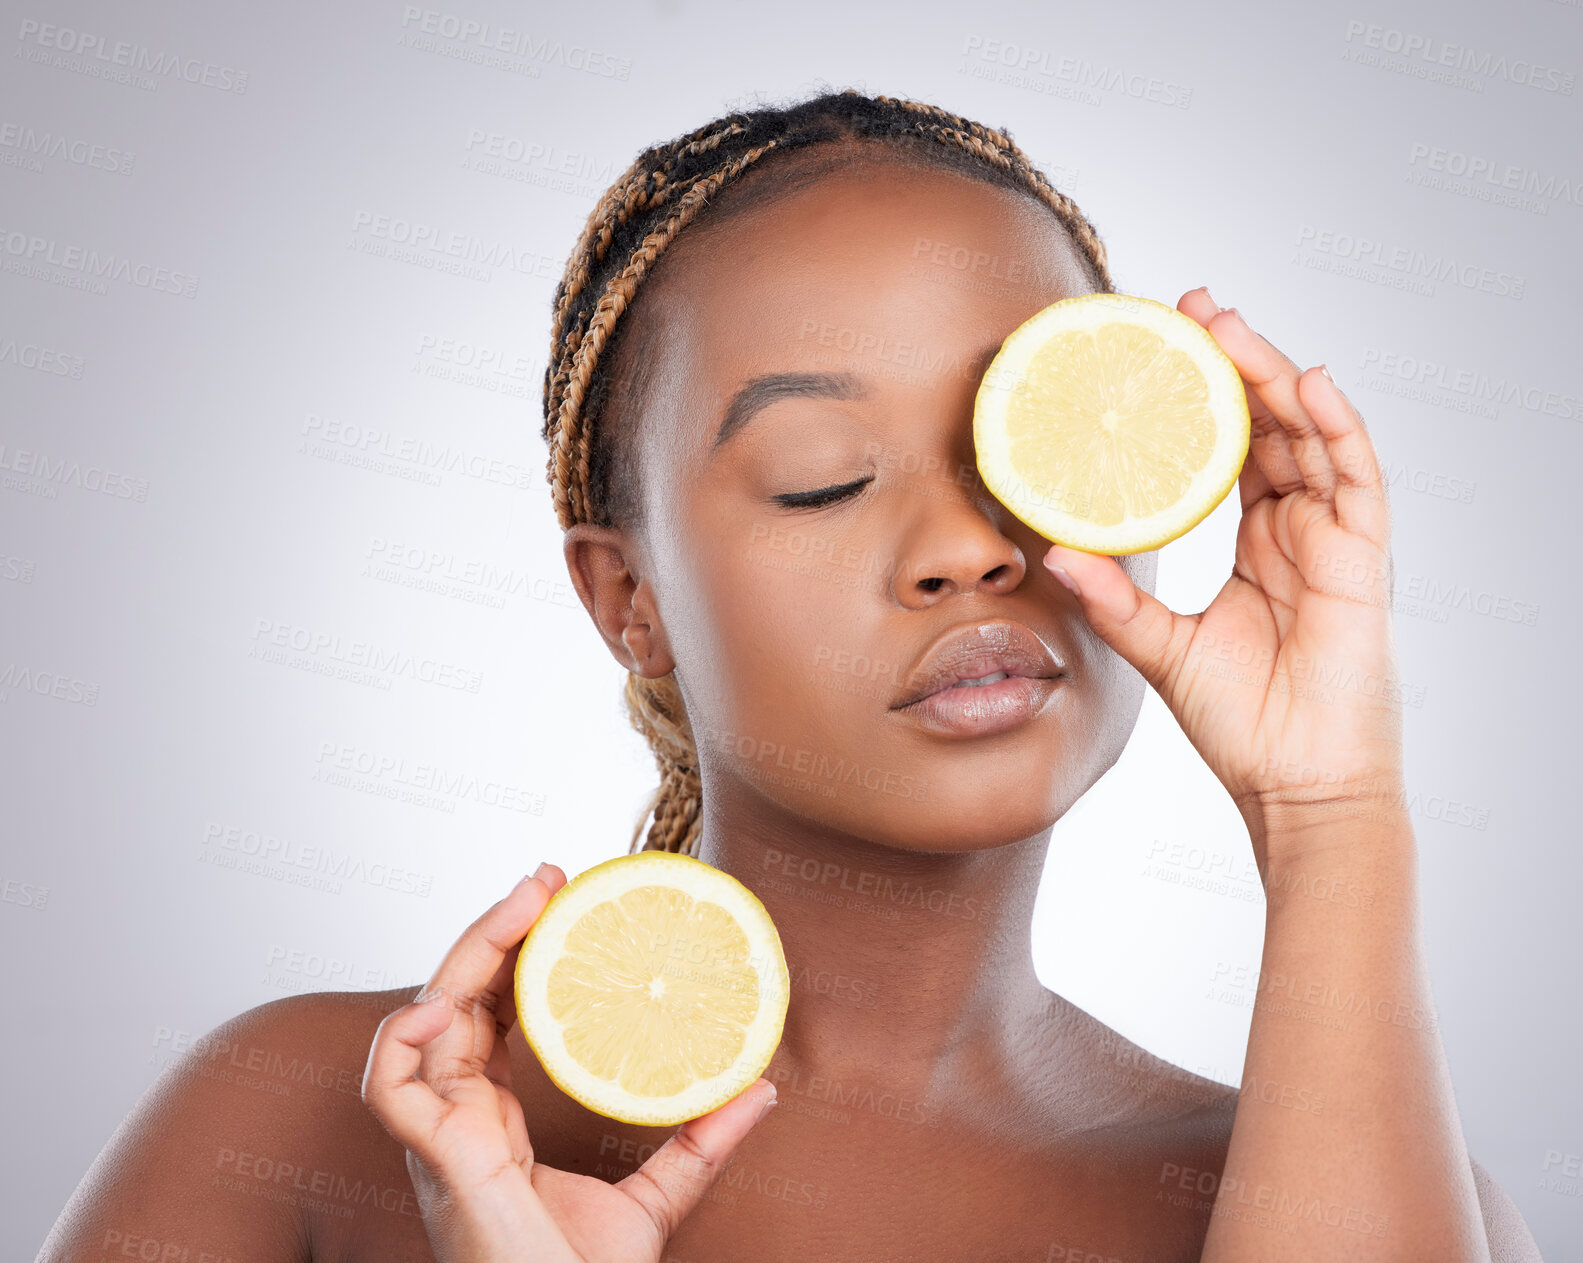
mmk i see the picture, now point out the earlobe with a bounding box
[562,524,676,678]
[624,582,678,680]
[619,619,665,677]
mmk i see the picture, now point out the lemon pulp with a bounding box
[517,851,788,1126]
[549,885,759,1095]
[975,293,1250,554]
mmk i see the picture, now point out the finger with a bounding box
[361,994,457,1154]
[1175,284,1219,330]
[1205,308,1331,501]
[616,1078,778,1248]
[1043,545,1197,698]
[498,1083,536,1169]
[1237,417,1283,514]
[418,865,568,1077]
[1296,365,1391,547]
[483,1022,515,1088]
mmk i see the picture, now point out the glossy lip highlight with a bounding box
[890,619,1065,711]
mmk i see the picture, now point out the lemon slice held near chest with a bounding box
[974,292,1251,554]
[514,851,789,1126]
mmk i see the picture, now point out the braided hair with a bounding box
[540,87,1115,858]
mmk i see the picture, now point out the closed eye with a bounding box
[773,474,874,510]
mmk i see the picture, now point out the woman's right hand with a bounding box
[362,863,780,1263]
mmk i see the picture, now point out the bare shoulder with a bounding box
[1048,996,1240,1128]
[37,986,424,1263]
[1040,996,1543,1261]
[1470,1155,1546,1263]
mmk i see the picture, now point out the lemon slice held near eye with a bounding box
[974,292,1251,554]
[514,851,789,1126]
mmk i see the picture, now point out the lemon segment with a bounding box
[515,851,789,1126]
[974,292,1250,554]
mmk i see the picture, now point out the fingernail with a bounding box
[519,863,547,886]
[1319,363,1334,381]
[1226,306,1247,326]
[755,1085,778,1123]
[1200,286,1218,309]
[1048,564,1081,598]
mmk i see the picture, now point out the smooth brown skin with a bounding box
[39,153,1543,1263]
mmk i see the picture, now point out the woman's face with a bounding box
[593,151,1154,853]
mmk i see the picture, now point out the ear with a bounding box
[563,524,676,678]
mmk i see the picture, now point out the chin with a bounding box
[878,797,1063,854]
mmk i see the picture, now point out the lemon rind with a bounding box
[515,851,790,1127]
[973,293,1251,555]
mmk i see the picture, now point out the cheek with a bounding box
[1083,632,1150,756]
[1120,550,1159,595]
[681,523,892,784]
[682,583,902,828]
[676,521,855,735]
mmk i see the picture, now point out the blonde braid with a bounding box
[621,672,700,855]
[540,89,1114,856]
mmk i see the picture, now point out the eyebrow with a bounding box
[711,371,871,453]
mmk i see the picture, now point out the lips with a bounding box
[890,619,1065,710]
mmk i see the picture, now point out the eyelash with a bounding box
[773,475,874,510]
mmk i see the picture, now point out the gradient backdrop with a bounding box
[2,0,1579,1257]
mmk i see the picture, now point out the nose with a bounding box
[889,476,1029,608]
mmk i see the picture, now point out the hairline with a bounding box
[591,137,1094,533]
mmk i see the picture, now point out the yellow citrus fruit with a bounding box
[974,292,1251,554]
[514,851,789,1126]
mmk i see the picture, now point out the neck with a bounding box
[694,782,1054,1091]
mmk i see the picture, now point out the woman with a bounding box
[39,89,1541,1263]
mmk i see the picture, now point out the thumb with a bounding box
[615,1077,777,1244]
[1043,543,1192,694]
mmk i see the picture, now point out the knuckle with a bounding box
[626,1166,681,1243]
[420,984,498,1020]
[669,1127,720,1182]
[427,1065,470,1096]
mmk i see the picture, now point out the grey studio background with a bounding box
[2,0,1580,1257]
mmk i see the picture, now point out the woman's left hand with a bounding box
[1043,287,1405,866]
